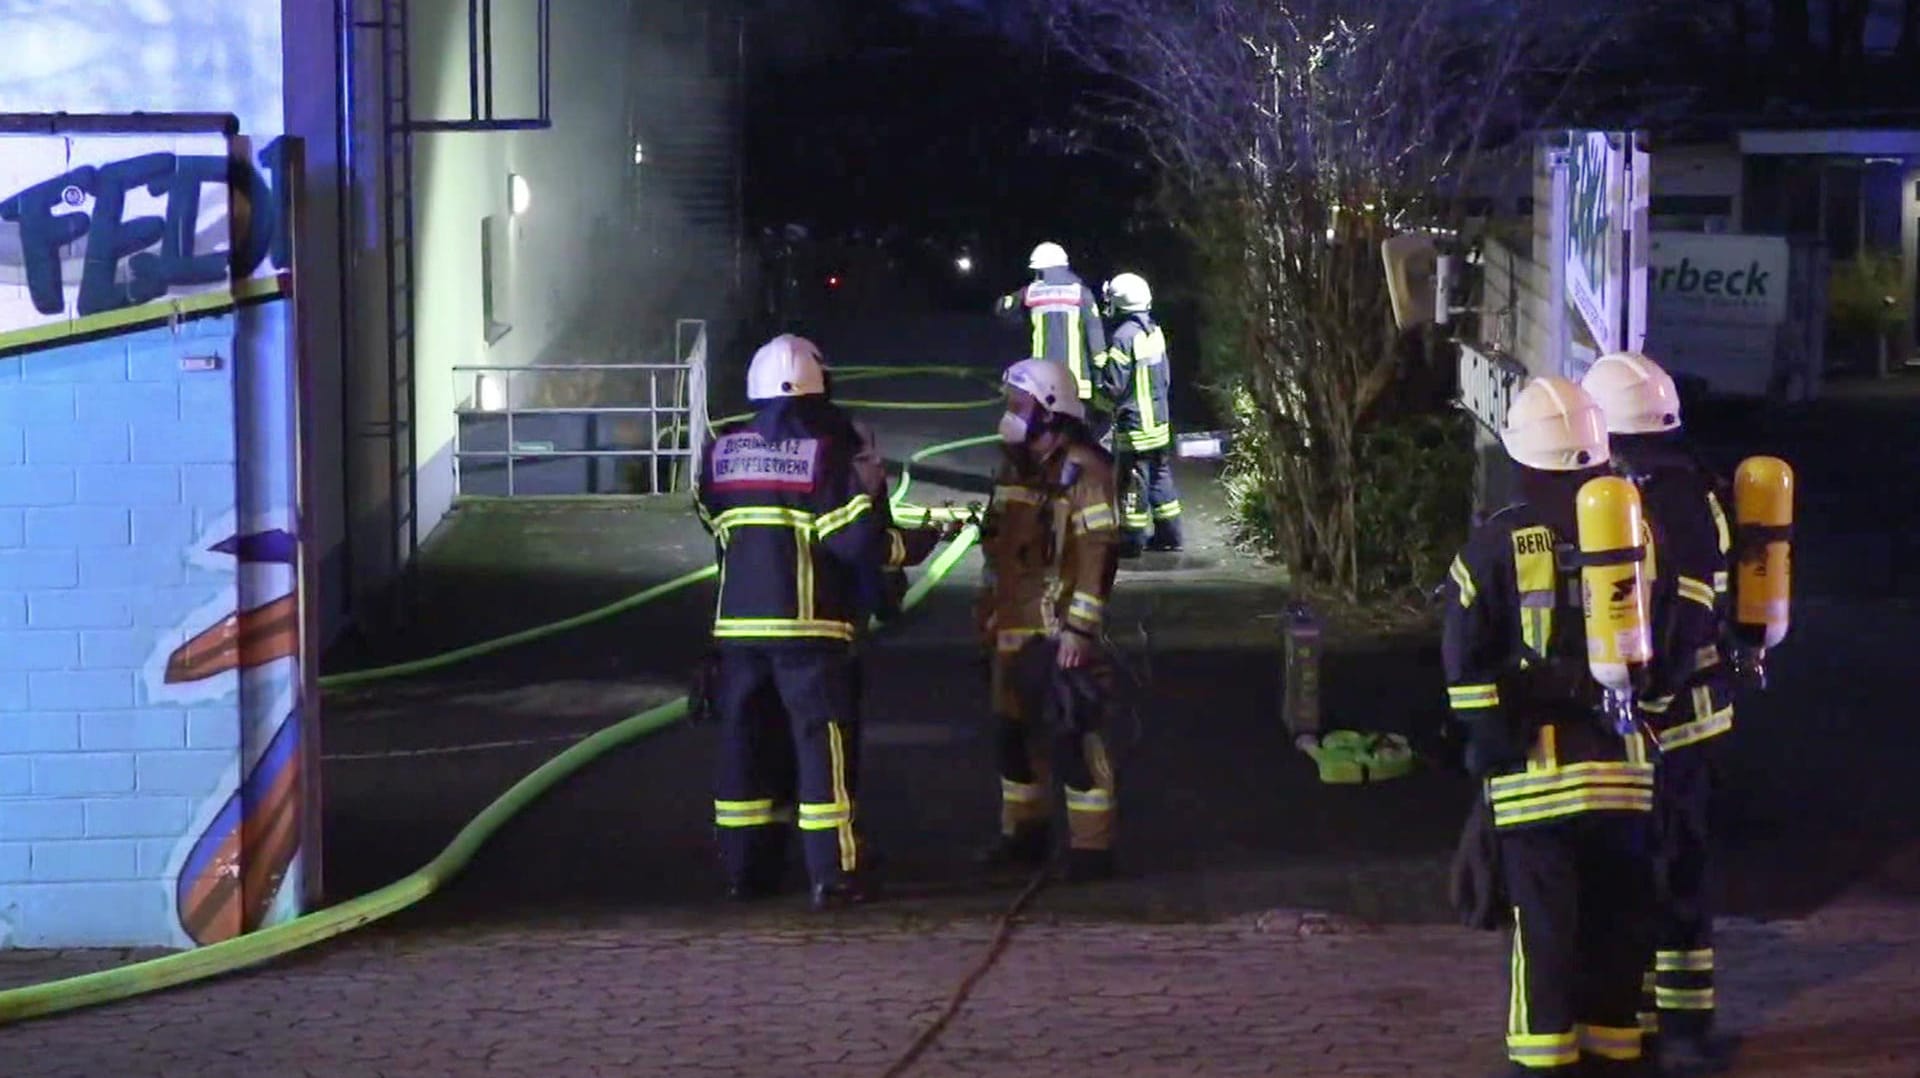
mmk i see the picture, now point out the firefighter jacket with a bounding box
[1617,436,1734,752]
[1099,314,1172,452]
[695,402,922,646]
[1439,496,1660,830]
[994,267,1108,404]
[975,440,1120,653]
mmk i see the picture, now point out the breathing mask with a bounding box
[998,407,1031,445]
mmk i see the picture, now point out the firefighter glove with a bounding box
[1460,715,1525,779]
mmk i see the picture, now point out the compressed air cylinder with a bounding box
[1733,455,1794,649]
[1576,475,1653,693]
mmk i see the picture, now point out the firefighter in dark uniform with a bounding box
[1584,352,1738,1073]
[973,358,1123,882]
[1098,272,1183,556]
[1440,376,1662,1076]
[993,242,1112,442]
[694,334,938,911]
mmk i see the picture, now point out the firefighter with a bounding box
[993,242,1112,442]
[1098,272,1182,556]
[1439,376,1661,1076]
[973,357,1123,882]
[694,334,937,911]
[1582,352,1737,1072]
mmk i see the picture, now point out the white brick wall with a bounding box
[0,317,242,947]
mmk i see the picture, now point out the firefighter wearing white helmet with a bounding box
[993,243,1111,437]
[973,357,1123,882]
[1583,352,1739,1071]
[1029,242,1070,270]
[1098,272,1182,555]
[744,332,828,399]
[1441,375,1664,1076]
[694,334,942,911]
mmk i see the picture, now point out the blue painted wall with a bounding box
[0,316,243,947]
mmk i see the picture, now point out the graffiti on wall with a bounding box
[0,122,312,948]
[0,132,293,347]
[146,517,307,945]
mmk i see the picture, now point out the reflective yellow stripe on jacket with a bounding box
[1487,727,1655,828]
[711,494,872,642]
[1122,327,1170,451]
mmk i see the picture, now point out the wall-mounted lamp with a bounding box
[510,173,532,217]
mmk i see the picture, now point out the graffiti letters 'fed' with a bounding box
[0,135,292,318]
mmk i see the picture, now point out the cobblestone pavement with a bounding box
[6,874,1920,1078]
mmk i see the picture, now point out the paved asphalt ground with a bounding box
[5,312,1920,1077]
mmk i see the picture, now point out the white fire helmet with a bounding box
[1028,242,1070,270]
[1103,272,1153,313]
[1581,351,1683,435]
[746,334,827,401]
[1500,376,1610,472]
[1001,357,1087,421]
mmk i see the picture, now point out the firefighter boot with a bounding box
[1654,1030,1737,1075]
[810,866,881,912]
[1064,847,1115,883]
[976,827,1052,873]
[1147,515,1184,552]
[722,828,788,901]
[725,871,782,902]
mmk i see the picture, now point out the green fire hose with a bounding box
[0,367,1003,1026]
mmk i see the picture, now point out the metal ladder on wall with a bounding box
[352,0,421,632]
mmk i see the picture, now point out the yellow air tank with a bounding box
[1733,455,1794,650]
[1576,475,1653,695]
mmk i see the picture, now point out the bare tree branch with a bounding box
[1027,0,1613,596]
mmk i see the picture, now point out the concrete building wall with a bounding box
[340,0,639,580]
[280,0,350,645]
[1654,143,1743,202]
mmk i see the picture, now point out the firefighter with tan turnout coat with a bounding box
[973,357,1123,883]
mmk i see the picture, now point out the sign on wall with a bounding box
[1565,131,1625,357]
[1649,233,1789,324]
[1563,130,1650,363]
[1646,231,1790,397]
[0,130,294,350]
[1458,343,1528,436]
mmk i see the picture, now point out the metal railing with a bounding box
[452,318,710,497]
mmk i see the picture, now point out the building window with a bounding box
[481,215,512,345]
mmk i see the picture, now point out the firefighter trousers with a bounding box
[1643,745,1717,1038]
[1115,446,1182,549]
[1499,812,1658,1071]
[711,646,864,890]
[992,636,1116,851]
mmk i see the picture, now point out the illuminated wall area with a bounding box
[353,0,643,546]
[0,4,317,948]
